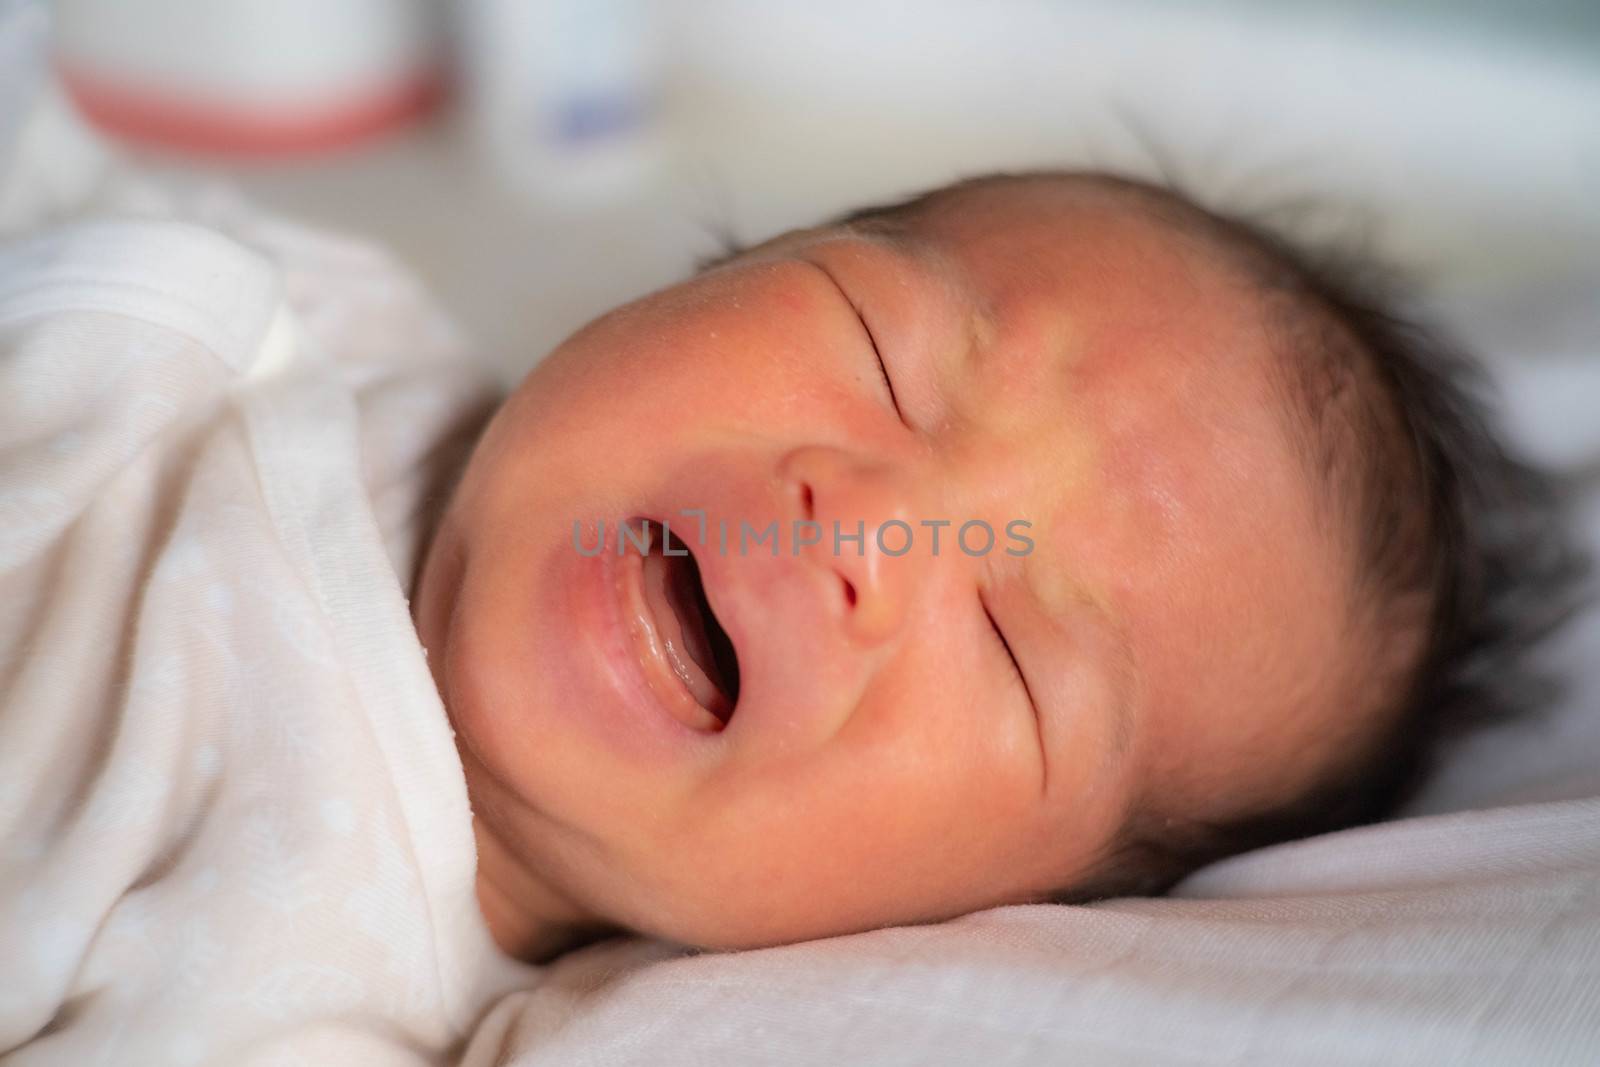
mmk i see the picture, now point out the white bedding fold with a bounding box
[469,793,1600,1066]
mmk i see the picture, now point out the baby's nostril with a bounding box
[800,482,815,520]
[841,576,857,608]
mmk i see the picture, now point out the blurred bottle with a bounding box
[53,0,445,158]
[458,0,665,208]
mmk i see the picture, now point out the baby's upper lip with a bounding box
[678,515,855,750]
[630,487,864,751]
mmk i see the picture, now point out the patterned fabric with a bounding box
[0,213,530,1065]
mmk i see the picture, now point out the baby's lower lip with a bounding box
[614,534,727,734]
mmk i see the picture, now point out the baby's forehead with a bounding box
[875,181,1272,407]
[894,177,1244,316]
[899,180,1345,511]
[841,182,1335,519]
[781,181,1332,554]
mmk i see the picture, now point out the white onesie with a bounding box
[0,208,532,1064]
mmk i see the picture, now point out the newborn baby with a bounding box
[0,170,1568,1062]
[415,172,1571,958]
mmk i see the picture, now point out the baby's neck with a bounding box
[473,815,619,964]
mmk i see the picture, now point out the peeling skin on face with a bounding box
[412,176,1364,957]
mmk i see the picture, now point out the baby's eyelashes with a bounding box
[810,258,908,426]
[860,316,904,424]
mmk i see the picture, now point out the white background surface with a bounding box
[175,1,1600,387]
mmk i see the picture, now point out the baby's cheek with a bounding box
[887,613,1034,778]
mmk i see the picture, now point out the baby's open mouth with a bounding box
[625,519,741,730]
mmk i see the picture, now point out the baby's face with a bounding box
[415,181,1360,952]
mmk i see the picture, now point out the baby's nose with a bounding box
[777,445,928,647]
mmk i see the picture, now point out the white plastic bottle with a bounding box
[458,0,665,207]
[52,0,444,157]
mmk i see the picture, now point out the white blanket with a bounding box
[0,210,532,1064]
[465,795,1600,1065]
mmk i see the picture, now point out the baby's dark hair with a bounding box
[794,169,1588,901]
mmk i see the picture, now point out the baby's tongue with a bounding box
[640,547,732,718]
